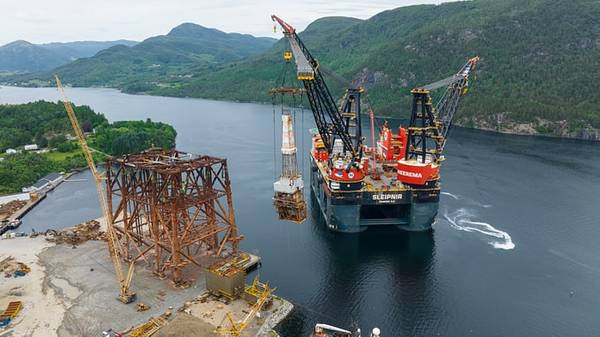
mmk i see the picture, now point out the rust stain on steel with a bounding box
[105,148,243,286]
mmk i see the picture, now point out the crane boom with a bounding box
[271,15,360,159]
[55,76,136,304]
[426,56,479,150]
[400,57,479,185]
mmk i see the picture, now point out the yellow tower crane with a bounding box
[55,75,136,304]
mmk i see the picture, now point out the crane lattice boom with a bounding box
[55,76,136,304]
[215,277,274,337]
[271,15,361,159]
[399,57,479,185]
[429,56,479,150]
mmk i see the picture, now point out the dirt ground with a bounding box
[155,313,216,337]
[39,240,206,337]
[0,237,63,337]
[0,236,292,337]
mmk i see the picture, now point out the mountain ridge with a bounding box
[152,0,600,140]
[10,23,277,92]
[0,39,138,73]
[5,0,600,140]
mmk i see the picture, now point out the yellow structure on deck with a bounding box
[129,317,168,337]
[0,301,22,321]
[55,76,136,304]
[215,277,274,337]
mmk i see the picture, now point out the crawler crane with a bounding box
[55,76,136,303]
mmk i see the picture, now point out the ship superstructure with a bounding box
[272,15,478,232]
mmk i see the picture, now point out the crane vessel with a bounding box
[272,15,479,232]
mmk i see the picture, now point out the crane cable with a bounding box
[272,96,277,181]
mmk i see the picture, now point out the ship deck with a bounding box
[313,156,409,193]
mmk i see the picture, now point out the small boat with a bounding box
[0,219,22,236]
[310,323,381,337]
[8,219,22,229]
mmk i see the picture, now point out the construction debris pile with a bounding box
[0,200,27,221]
[45,220,105,246]
[0,256,30,278]
[154,313,215,337]
[0,201,27,220]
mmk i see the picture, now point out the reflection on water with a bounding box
[278,192,436,336]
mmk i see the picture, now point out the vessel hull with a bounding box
[310,158,437,233]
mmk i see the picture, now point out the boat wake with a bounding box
[440,191,459,200]
[441,191,492,208]
[442,208,515,250]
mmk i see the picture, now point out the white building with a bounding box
[0,192,31,206]
[5,149,17,155]
[24,144,39,151]
[22,172,64,193]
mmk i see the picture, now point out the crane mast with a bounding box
[405,57,479,165]
[270,15,480,233]
[271,15,361,159]
[398,57,479,186]
[55,76,136,304]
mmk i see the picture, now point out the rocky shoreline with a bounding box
[456,116,600,141]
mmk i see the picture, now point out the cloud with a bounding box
[0,0,448,45]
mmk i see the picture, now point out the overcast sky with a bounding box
[0,0,448,45]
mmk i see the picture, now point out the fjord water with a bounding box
[1,86,599,336]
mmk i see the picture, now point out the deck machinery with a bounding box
[272,15,479,232]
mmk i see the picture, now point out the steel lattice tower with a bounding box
[106,149,242,285]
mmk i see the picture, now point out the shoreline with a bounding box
[1,171,79,233]
[0,219,293,337]
[1,84,598,142]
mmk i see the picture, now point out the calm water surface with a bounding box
[1,86,599,337]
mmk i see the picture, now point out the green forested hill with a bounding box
[22,23,276,92]
[9,0,600,139]
[0,101,177,194]
[0,41,67,73]
[0,40,137,73]
[0,101,106,151]
[158,0,600,139]
[0,101,177,154]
